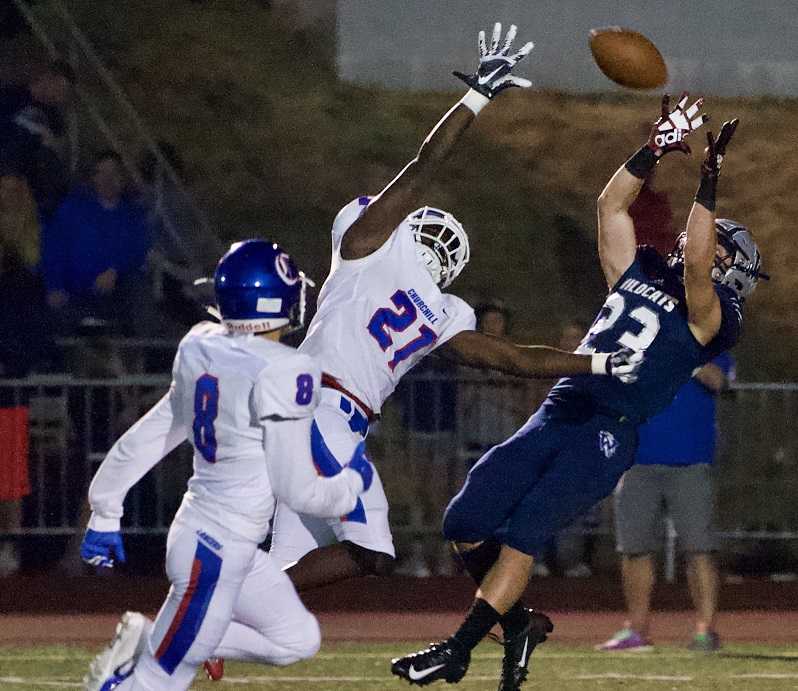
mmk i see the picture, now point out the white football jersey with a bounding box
[171,322,321,542]
[300,197,476,413]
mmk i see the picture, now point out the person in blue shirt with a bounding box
[598,352,733,654]
[392,95,766,691]
[42,150,153,336]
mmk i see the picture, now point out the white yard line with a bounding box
[574,673,693,681]
[0,678,82,688]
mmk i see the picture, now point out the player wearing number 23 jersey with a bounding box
[269,28,643,593]
[395,95,767,689]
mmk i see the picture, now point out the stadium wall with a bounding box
[337,0,798,97]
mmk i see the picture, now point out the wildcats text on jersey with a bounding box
[617,277,678,312]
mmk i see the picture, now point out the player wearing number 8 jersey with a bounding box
[268,23,642,595]
[81,240,375,691]
[391,95,766,689]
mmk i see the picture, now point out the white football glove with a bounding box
[591,348,645,384]
[453,22,534,98]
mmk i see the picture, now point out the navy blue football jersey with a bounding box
[546,247,742,424]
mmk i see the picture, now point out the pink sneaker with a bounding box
[595,628,653,652]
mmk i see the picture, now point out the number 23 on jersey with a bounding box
[367,290,438,371]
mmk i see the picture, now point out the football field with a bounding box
[4,642,798,690]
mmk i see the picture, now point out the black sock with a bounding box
[452,598,502,651]
[456,540,501,585]
[500,603,529,638]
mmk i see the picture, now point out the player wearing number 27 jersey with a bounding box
[269,22,643,593]
[81,241,375,691]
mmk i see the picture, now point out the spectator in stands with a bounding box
[597,353,734,653]
[0,243,54,576]
[457,302,541,458]
[42,150,155,337]
[0,171,39,270]
[0,59,74,221]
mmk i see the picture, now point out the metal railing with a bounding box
[9,0,223,279]
[2,374,797,579]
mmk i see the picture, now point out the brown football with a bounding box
[589,27,668,89]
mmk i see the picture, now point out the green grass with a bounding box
[3,642,798,690]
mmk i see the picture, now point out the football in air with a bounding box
[588,27,668,89]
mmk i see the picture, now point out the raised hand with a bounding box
[80,528,127,569]
[702,119,739,178]
[453,22,534,99]
[647,92,709,157]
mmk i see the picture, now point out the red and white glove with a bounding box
[647,92,709,157]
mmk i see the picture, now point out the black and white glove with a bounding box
[453,22,534,99]
[647,92,709,157]
[591,348,644,384]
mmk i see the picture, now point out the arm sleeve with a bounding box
[253,353,362,517]
[263,415,363,518]
[87,385,187,531]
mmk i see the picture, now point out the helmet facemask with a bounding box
[406,207,470,289]
[667,220,766,300]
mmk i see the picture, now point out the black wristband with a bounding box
[695,173,717,212]
[624,146,658,180]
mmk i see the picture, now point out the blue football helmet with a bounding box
[213,240,310,333]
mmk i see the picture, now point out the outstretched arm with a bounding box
[684,119,738,344]
[341,22,534,260]
[81,388,187,568]
[439,330,643,382]
[597,94,708,288]
[87,389,187,531]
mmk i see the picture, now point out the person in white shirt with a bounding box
[80,239,375,691]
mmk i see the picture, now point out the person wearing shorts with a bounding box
[598,351,734,653]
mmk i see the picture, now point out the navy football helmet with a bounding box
[213,240,310,333]
[667,219,766,300]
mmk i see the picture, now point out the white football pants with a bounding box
[120,506,320,690]
[269,393,395,568]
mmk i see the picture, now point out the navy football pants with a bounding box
[443,408,637,558]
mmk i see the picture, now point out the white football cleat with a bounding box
[84,611,148,691]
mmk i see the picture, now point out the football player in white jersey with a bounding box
[80,240,375,691]
[269,22,642,594]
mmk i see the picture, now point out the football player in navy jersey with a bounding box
[391,94,766,690]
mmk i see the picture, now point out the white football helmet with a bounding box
[406,206,470,289]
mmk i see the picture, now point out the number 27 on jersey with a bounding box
[367,290,437,371]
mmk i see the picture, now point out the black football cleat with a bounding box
[391,638,470,686]
[496,609,554,691]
